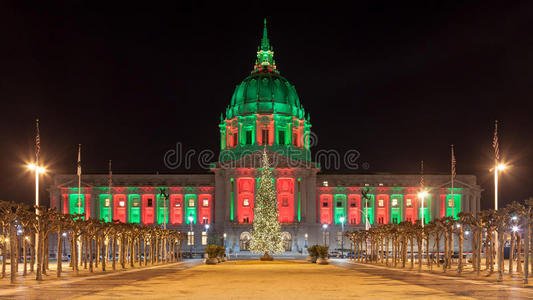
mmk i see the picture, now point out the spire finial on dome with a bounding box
[252,18,278,74]
[261,18,269,51]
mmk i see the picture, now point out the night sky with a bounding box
[1,1,532,209]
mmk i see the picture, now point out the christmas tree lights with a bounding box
[249,149,284,258]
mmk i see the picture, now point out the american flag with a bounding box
[35,118,40,162]
[451,144,456,179]
[492,120,500,161]
[77,144,82,176]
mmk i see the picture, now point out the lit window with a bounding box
[392,199,398,207]
[202,232,207,245]
[378,199,384,207]
[243,198,250,207]
[132,200,140,207]
[323,181,328,187]
[233,133,238,146]
[187,232,194,246]
[406,198,412,207]
[119,201,125,207]
[188,198,195,207]
[105,198,110,207]
[262,129,269,144]
[278,131,285,145]
[202,199,209,207]
[175,201,181,207]
[448,197,454,207]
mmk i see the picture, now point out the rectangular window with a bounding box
[188,198,195,207]
[243,198,250,207]
[147,198,153,207]
[378,199,384,207]
[293,133,298,146]
[448,197,454,207]
[105,198,110,207]
[119,201,125,207]
[336,201,342,208]
[282,197,289,207]
[406,198,412,207]
[322,202,328,208]
[202,199,209,207]
[350,201,356,208]
[337,231,343,246]
[392,199,398,207]
[188,232,194,246]
[278,131,285,145]
[324,231,330,245]
[175,202,181,207]
[262,129,269,144]
[233,133,238,147]
[202,232,207,245]
[246,130,252,145]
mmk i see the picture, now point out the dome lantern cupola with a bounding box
[219,19,311,162]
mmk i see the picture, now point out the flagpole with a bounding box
[77,144,82,217]
[108,160,112,222]
[492,120,500,275]
[451,144,455,219]
[34,118,40,268]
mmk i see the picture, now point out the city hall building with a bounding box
[50,21,481,255]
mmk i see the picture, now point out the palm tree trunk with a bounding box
[35,230,43,281]
[418,236,422,272]
[458,231,464,274]
[443,231,448,273]
[497,231,504,281]
[23,236,27,276]
[30,234,35,273]
[10,224,17,283]
[509,232,515,275]
[516,233,522,274]
[57,229,62,277]
[112,236,116,271]
[89,237,94,273]
[102,237,107,272]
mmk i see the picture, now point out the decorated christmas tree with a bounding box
[249,150,284,259]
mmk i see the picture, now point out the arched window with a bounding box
[282,232,292,252]
[240,232,251,251]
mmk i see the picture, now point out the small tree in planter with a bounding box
[205,245,219,265]
[216,246,226,262]
[307,245,318,263]
[316,245,329,265]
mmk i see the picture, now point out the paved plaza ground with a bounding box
[1,259,533,299]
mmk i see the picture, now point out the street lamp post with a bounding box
[493,163,506,273]
[418,190,428,263]
[339,216,345,258]
[28,163,45,260]
[322,223,328,246]
[205,223,210,246]
[188,215,193,257]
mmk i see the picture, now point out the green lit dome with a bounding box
[225,72,305,119]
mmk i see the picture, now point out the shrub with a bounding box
[316,245,329,259]
[307,245,318,258]
[216,246,226,257]
[205,244,218,258]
